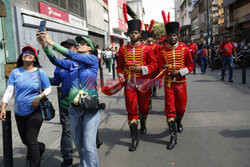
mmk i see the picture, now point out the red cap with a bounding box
[22,46,38,56]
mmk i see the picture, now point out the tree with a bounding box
[153,21,165,39]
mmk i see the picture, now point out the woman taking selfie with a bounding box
[0,46,51,167]
[36,30,100,167]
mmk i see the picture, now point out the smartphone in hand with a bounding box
[39,21,46,32]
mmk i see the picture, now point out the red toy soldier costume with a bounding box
[147,19,162,97]
[116,3,157,151]
[159,15,194,150]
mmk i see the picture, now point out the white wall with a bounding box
[86,0,106,32]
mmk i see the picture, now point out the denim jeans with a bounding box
[192,57,197,73]
[222,55,234,81]
[200,57,208,74]
[68,105,100,167]
[59,106,73,161]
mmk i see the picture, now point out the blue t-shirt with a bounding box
[7,67,51,116]
[50,66,71,109]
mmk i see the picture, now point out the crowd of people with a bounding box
[0,3,245,167]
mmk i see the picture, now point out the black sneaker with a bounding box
[38,142,45,157]
[229,80,233,82]
[221,77,224,81]
[62,159,73,167]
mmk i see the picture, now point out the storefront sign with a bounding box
[69,14,86,29]
[39,2,69,22]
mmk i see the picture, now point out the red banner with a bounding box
[39,2,69,22]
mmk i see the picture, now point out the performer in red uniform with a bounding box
[117,3,157,151]
[159,21,194,150]
[147,20,162,97]
[187,39,198,74]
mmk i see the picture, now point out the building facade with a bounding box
[10,0,88,76]
[109,0,127,49]
[0,0,17,96]
[175,0,197,43]
[86,0,109,49]
[223,0,250,42]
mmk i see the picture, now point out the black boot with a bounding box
[129,122,139,151]
[96,130,103,149]
[152,87,157,97]
[148,99,152,111]
[38,142,45,157]
[176,115,183,133]
[167,121,177,150]
[140,115,147,135]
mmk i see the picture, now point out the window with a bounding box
[42,0,85,18]
[79,0,84,17]
[68,0,74,12]
[51,0,59,5]
[59,0,66,9]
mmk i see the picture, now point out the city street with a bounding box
[0,67,250,167]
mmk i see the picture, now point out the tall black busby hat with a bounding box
[141,30,149,40]
[123,3,142,33]
[127,19,142,32]
[165,22,180,35]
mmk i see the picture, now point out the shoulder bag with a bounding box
[37,68,55,120]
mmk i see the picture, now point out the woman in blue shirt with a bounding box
[36,30,100,167]
[0,46,51,167]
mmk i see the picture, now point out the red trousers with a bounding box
[164,82,187,119]
[125,85,151,121]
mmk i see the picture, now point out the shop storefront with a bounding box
[13,2,88,76]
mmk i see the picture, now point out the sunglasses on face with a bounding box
[22,51,35,55]
[79,41,91,47]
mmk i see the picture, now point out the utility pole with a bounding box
[206,0,210,47]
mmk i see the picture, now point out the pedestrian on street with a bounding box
[199,45,209,75]
[102,47,107,67]
[105,47,113,75]
[209,41,217,71]
[218,35,237,82]
[96,45,103,68]
[158,20,194,150]
[0,46,51,167]
[49,39,77,167]
[116,3,158,151]
[187,39,198,74]
[36,30,100,167]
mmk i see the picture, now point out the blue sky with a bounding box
[142,0,175,24]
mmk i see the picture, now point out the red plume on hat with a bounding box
[168,12,170,22]
[148,19,154,33]
[123,3,128,22]
[144,24,148,31]
[162,10,167,24]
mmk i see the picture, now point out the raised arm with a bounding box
[43,46,72,70]
[52,44,98,67]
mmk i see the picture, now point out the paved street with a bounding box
[1,66,250,167]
